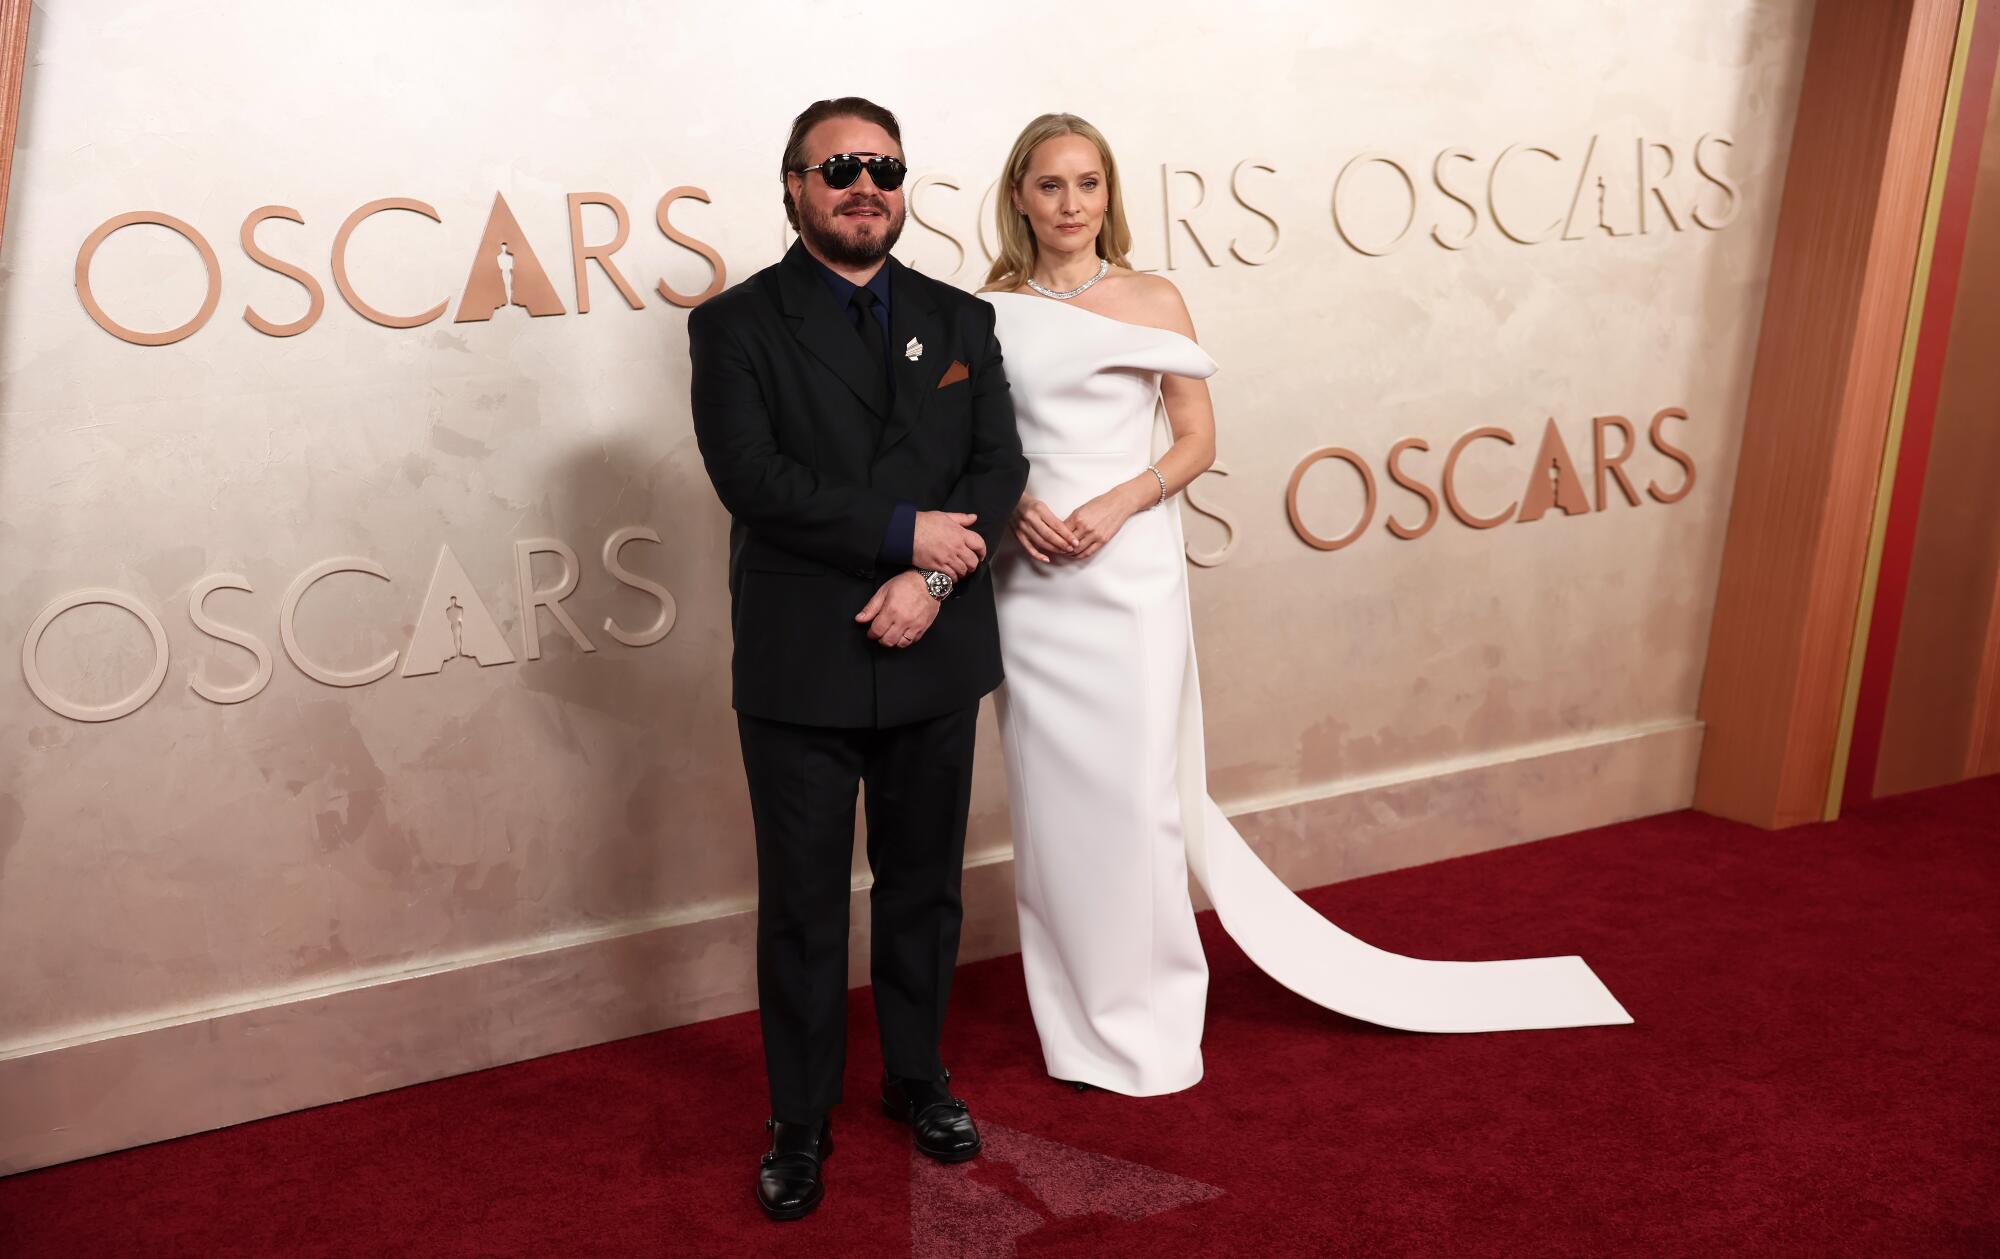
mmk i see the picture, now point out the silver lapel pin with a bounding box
[905,337,923,362]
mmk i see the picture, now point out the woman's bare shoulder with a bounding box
[1099,270,1195,336]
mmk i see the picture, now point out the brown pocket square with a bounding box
[936,360,970,388]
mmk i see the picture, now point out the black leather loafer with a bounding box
[880,1069,981,1163]
[755,1116,832,1221]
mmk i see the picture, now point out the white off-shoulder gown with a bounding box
[983,292,1631,1096]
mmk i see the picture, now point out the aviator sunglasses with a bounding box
[792,152,908,192]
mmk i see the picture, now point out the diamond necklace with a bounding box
[1025,257,1109,301]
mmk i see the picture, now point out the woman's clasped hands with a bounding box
[1010,483,1147,564]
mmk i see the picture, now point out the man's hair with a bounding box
[781,97,903,229]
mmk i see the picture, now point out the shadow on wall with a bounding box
[523,407,758,967]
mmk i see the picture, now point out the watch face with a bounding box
[926,571,952,599]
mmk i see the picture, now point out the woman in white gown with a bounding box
[980,114,1630,1097]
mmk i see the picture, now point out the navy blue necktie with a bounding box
[849,288,888,400]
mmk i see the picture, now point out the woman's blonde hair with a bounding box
[984,113,1133,290]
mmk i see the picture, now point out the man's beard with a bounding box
[799,192,905,267]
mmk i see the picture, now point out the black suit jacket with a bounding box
[689,242,1029,729]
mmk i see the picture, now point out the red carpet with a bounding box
[4,777,1996,1257]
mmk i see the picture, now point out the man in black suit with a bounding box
[687,96,1028,1222]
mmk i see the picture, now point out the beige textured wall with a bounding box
[0,1,1813,1167]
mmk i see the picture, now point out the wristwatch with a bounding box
[921,569,955,600]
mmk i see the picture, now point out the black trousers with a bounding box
[736,705,978,1125]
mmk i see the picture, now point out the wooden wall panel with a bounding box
[0,0,27,255]
[1875,58,2000,797]
[1961,51,2000,783]
[1694,0,1966,829]
[1841,1,1999,808]
[1972,575,2000,778]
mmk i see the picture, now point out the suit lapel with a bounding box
[774,242,890,419]
[879,260,946,456]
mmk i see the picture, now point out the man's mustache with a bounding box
[834,195,890,218]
